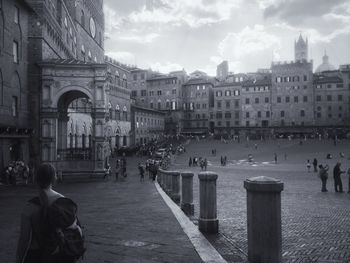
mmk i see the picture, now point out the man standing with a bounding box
[333,162,345,192]
[313,158,318,172]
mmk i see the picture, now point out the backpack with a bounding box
[30,196,86,263]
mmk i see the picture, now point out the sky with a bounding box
[103,0,350,75]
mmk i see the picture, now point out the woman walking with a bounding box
[319,164,329,192]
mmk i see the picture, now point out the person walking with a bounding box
[312,158,318,172]
[306,160,311,172]
[274,153,277,164]
[138,163,145,182]
[319,164,329,192]
[333,162,345,192]
[204,158,208,171]
[188,157,192,167]
[115,159,120,181]
[16,163,85,263]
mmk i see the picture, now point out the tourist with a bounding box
[16,163,84,263]
[254,143,257,150]
[188,157,192,167]
[333,162,345,193]
[326,153,332,159]
[115,159,120,181]
[306,160,311,172]
[138,163,145,182]
[204,158,207,170]
[319,164,329,192]
[312,158,318,172]
[274,153,277,164]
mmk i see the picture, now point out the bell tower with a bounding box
[294,34,308,62]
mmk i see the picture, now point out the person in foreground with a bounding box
[16,163,85,263]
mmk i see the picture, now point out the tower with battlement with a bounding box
[295,34,308,62]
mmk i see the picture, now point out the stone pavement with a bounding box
[175,139,350,263]
[0,156,203,263]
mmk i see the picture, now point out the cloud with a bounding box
[119,33,160,43]
[127,0,242,28]
[149,62,183,74]
[105,51,136,65]
[263,0,349,25]
[218,25,281,59]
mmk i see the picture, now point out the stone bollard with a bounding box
[170,171,180,203]
[244,176,284,263]
[165,170,172,194]
[198,171,218,234]
[181,172,194,216]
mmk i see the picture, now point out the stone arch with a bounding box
[53,85,93,108]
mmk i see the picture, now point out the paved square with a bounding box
[174,138,350,262]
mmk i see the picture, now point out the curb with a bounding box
[155,181,227,263]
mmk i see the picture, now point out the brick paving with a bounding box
[0,156,202,263]
[175,139,350,263]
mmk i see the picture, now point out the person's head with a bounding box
[319,164,323,169]
[36,163,56,189]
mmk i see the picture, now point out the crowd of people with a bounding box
[1,161,33,186]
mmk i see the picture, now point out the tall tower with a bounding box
[294,34,308,62]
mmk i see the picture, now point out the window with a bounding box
[338,95,343,101]
[225,112,231,118]
[131,90,137,97]
[303,96,308,102]
[196,103,200,109]
[12,96,18,117]
[157,102,161,109]
[317,112,321,118]
[14,6,19,24]
[257,111,261,118]
[234,90,240,96]
[280,111,285,117]
[172,89,176,95]
[141,90,146,96]
[13,41,19,63]
[245,98,250,104]
[157,90,162,96]
[216,112,222,119]
[265,97,269,103]
[255,98,259,104]
[150,102,153,109]
[266,111,270,118]
[225,100,230,108]
[285,96,290,103]
[81,10,85,27]
[235,100,239,108]
[327,95,332,101]
[246,112,250,118]
[327,84,332,89]
[277,97,281,103]
[217,101,222,108]
[202,103,207,109]
[303,75,307,81]
[218,121,222,126]
[294,96,298,103]
[133,74,137,81]
[300,110,305,117]
[246,121,250,127]
[226,121,230,127]
[216,91,222,97]
[225,90,231,96]
[235,111,239,119]
[316,95,321,102]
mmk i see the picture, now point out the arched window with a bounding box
[80,10,85,27]
[115,105,120,120]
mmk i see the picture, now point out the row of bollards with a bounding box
[157,170,284,263]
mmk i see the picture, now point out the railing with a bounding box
[57,148,92,160]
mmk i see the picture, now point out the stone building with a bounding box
[314,71,350,127]
[271,60,314,128]
[130,105,165,145]
[182,78,214,135]
[210,81,241,137]
[216,61,229,81]
[0,0,32,172]
[146,73,185,134]
[241,75,272,133]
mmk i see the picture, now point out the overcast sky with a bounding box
[104,0,350,75]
